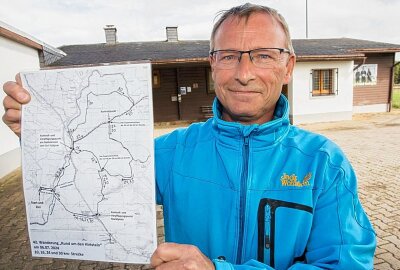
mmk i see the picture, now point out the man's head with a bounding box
[209,3,296,125]
[210,3,294,54]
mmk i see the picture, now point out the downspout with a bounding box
[389,60,400,112]
[353,57,367,71]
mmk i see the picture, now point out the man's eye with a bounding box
[220,54,238,61]
[255,54,272,60]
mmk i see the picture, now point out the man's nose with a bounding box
[235,53,256,84]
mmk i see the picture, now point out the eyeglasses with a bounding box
[209,48,291,69]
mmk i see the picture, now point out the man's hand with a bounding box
[2,74,31,137]
[151,243,215,270]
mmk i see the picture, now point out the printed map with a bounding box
[21,63,156,263]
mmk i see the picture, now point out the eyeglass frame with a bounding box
[209,48,291,69]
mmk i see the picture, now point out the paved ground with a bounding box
[1,110,400,269]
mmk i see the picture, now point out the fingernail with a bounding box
[18,92,28,101]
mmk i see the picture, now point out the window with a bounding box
[353,64,378,86]
[311,69,337,96]
[152,70,160,88]
[207,68,215,94]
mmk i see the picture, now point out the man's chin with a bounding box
[229,92,261,102]
[222,109,258,123]
[222,104,274,124]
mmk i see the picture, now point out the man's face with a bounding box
[210,13,295,124]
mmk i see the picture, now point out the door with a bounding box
[177,67,215,120]
[152,68,180,122]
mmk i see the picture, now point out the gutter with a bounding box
[151,57,209,65]
[351,48,400,53]
[44,60,151,70]
[296,54,366,62]
[0,20,65,57]
[353,57,367,71]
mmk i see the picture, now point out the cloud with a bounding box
[301,0,400,43]
[0,0,399,48]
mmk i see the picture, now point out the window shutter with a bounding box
[335,68,339,95]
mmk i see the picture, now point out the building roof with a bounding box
[50,38,400,67]
[51,40,210,66]
[294,38,400,61]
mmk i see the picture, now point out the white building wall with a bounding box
[353,104,389,113]
[0,36,40,178]
[290,61,354,124]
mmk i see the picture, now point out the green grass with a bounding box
[393,86,400,109]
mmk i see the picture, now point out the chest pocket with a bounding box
[257,198,313,268]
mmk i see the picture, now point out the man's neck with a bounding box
[221,110,275,125]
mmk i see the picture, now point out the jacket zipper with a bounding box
[236,136,249,263]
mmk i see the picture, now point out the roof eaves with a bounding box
[296,54,366,61]
[350,48,400,53]
[45,60,152,69]
[0,25,42,50]
[151,57,209,64]
[0,20,66,56]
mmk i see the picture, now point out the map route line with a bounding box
[21,63,156,263]
[30,90,147,257]
[22,75,73,147]
[73,94,148,144]
[32,148,142,258]
[67,69,134,132]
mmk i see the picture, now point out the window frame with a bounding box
[206,68,215,94]
[152,70,161,89]
[310,68,338,97]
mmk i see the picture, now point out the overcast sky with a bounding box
[1,0,400,48]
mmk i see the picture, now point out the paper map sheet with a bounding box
[21,63,156,263]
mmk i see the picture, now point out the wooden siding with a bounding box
[152,66,216,122]
[177,67,215,120]
[354,53,394,105]
[152,68,179,122]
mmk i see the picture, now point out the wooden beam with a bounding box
[297,54,366,62]
[352,48,400,53]
[0,26,42,50]
[151,57,209,65]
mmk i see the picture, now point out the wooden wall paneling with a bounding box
[353,53,394,105]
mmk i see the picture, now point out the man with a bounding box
[2,3,376,270]
[361,67,367,84]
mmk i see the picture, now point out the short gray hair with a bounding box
[210,3,294,54]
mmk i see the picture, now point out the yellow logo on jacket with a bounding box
[281,172,312,187]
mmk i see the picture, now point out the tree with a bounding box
[394,62,400,85]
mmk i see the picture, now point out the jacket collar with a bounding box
[211,94,291,148]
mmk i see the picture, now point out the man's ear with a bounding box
[283,54,296,84]
[209,56,215,72]
[209,56,216,80]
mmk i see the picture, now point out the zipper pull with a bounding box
[244,136,249,146]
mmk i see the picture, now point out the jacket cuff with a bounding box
[212,258,234,270]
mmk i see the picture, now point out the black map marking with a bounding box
[24,69,152,258]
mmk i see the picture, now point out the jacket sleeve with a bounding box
[214,158,376,269]
[300,158,376,269]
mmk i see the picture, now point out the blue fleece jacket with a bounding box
[155,95,376,269]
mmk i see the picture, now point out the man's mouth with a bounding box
[229,89,260,94]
